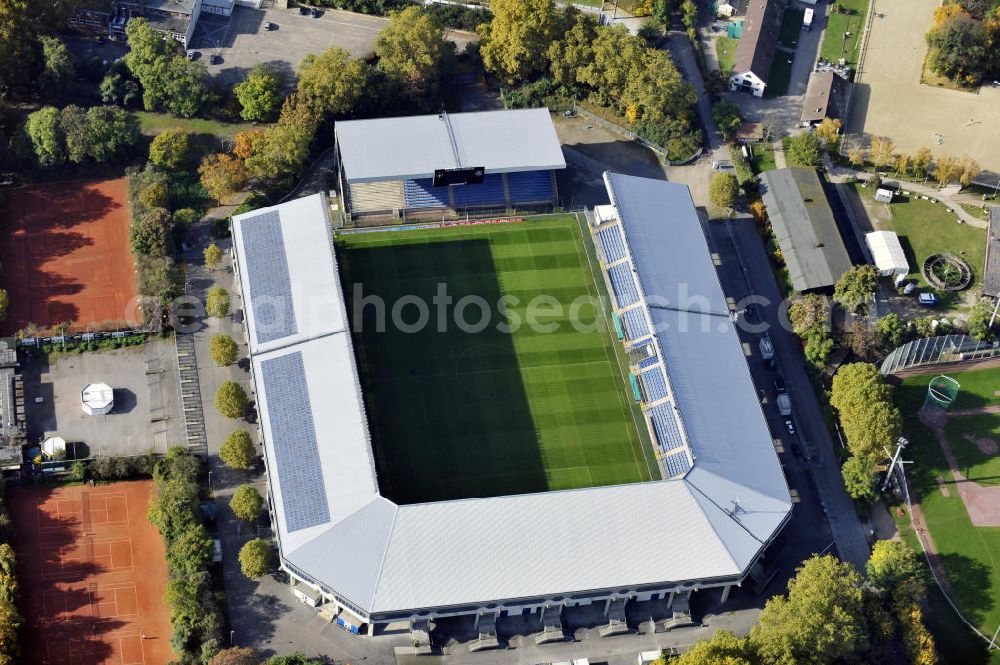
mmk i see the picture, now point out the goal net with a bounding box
[923,375,960,412]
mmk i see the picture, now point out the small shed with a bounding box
[875,188,894,203]
[866,231,909,276]
[81,382,114,416]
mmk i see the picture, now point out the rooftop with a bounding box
[335,108,567,184]
[984,206,1000,298]
[759,168,853,291]
[800,71,851,124]
[733,0,788,81]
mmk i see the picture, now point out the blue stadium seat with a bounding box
[404,179,450,208]
[620,307,649,341]
[608,263,639,308]
[639,367,668,402]
[664,450,692,476]
[452,174,506,207]
[637,353,659,370]
[649,402,685,453]
[598,225,627,263]
[507,170,553,204]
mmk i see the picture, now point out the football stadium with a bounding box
[231,110,791,640]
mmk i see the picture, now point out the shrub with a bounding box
[206,287,230,318]
[219,430,255,469]
[139,182,169,209]
[230,484,263,523]
[0,289,8,323]
[173,207,200,227]
[69,460,88,482]
[215,381,248,419]
[210,334,238,366]
[238,538,271,579]
[149,129,190,169]
[203,243,223,271]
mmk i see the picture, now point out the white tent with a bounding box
[81,382,114,416]
[866,231,909,276]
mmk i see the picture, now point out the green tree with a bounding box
[876,311,905,350]
[230,484,263,523]
[867,539,926,596]
[25,106,65,166]
[59,105,90,163]
[219,430,255,469]
[375,6,450,105]
[967,297,998,341]
[129,208,174,257]
[149,129,190,169]
[210,334,238,367]
[0,288,7,322]
[244,93,318,183]
[833,265,879,316]
[99,62,141,107]
[164,57,209,118]
[199,153,248,205]
[786,131,823,167]
[234,65,282,122]
[926,11,987,84]
[83,105,140,163]
[750,555,867,665]
[546,11,597,89]
[206,286,230,318]
[672,630,755,665]
[204,243,223,271]
[173,208,199,227]
[296,47,368,117]
[830,362,903,462]
[124,18,207,116]
[788,294,829,337]
[709,172,739,211]
[139,182,169,210]
[215,381,248,419]
[266,653,324,665]
[711,100,742,139]
[167,524,214,578]
[803,331,833,367]
[841,455,878,501]
[478,0,560,84]
[38,36,74,98]
[238,539,271,578]
[209,647,263,665]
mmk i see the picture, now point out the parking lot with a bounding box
[190,5,477,86]
[21,340,185,458]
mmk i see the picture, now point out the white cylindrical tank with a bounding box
[81,382,114,416]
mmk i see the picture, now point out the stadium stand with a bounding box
[507,170,554,204]
[608,263,639,308]
[639,367,668,403]
[649,403,685,454]
[637,352,659,370]
[404,179,451,209]
[620,307,649,341]
[664,450,692,477]
[347,180,405,213]
[597,225,628,264]
[452,174,506,207]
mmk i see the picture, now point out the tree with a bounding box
[84,106,140,163]
[912,147,933,178]
[814,118,841,148]
[234,65,282,122]
[375,6,450,105]
[967,297,998,341]
[230,484,263,523]
[215,381,248,419]
[100,62,141,108]
[209,647,263,665]
[709,172,739,212]
[139,182,169,210]
[124,18,208,116]
[833,265,879,316]
[894,151,911,176]
[711,100,742,139]
[876,311,905,350]
[478,0,560,84]
[830,363,903,462]
[804,331,833,367]
[750,555,867,665]
[673,630,755,665]
[847,141,866,168]
[926,11,987,84]
[233,129,266,161]
[266,653,324,665]
[869,135,895,169]
[867,540,925,595]
[238,539,271,578]
[296,47,368,117]
[204,243,223,271]
[199,153,248,205]
[788,293,830,337]
[786,131,822,167]
[847,321,879,360]
[149,129,190,169]
[25,106,65,166]
[933,153,961,188]
[206,287,230,318]
[210,334,238,367]
[167,524,214,578]
[129,208,174,257]
[0,289,7,322]
[219,430,256,469]
[244,93,318,183]
[173,208,199,227]
[38,36,74,98]
[958,155,981,187]
[59,105,90,163]
[841,455,878,501]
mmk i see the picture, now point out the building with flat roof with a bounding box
[334,108,566,220]
[800,70,851,125]
[0,338,24,449]
[759,168,854,291]
[730,0,788,97]
[231,182,791,636]
[985,206,1000,299]
[112,0,202,45]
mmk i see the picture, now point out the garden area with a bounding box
[716,35,739,75]
[819,0,871,68]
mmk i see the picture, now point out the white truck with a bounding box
[803,8,814,30]
[777,393,792,416]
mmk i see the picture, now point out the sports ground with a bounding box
[0,179,137,335]
[893,366,1000,663]
[7,480,173,665]
[337,215,655,504]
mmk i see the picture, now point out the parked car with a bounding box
[743,303,762,324]
[784,419,796,436]
[299,5,310,14]
[264,21,276,30]
[186,50,199,60]
[209,53,221,65]
[310,7,319,17]
[918,292,939,307]
[773,375,787,394]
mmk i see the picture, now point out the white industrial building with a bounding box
[230,179,792,637]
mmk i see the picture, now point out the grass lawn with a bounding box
[893,368,1000,651]
[961,203,990,221]
[750,142,777,173]
[944,414,1000,487]
[716,36,739,75]
[778,9,804,48]
[763,53,794,98]
[819,0,870,68]
[336,215,654,504]
[855,184,987,292]
[134,111,258,140]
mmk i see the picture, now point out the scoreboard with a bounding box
[433,167,485,187]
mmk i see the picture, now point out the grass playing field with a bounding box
[337,214,655,505]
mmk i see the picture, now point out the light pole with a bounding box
[230,629,235,646]
[208,470,212,488]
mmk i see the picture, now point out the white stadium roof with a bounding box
[334,108,567,184]
[234,187,791,619]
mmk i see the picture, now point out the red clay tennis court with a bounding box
[0,178,137,335]
[8,480,173,664]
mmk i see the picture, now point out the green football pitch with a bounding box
[336,214,656,504]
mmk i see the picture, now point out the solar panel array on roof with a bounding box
[240,210,298,345]
[260,351,331,533]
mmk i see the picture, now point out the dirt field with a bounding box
[0,179,138,336]
[848,0,1000,173]
[8,480,173,664]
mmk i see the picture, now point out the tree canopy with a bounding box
[786,131,822,167]
[124,18,208,117]
[926,8,989,85]
[25,106,65,166]
[219,430,255,469]
[672,629,755,665]
[38,36,74,98]
[235,65,282,122]
[830,362,903,462]
[210,334,238,367]
[215,381,248,419]
[375,6,451,106]
[199,153,249,205]
[129,208,174,258]
[833,265,879,316]
[967,297,998,341]
[209,647,263,665]
[150,129,190,170]
[478,0,560,84]
[238,539,271,579]
[867,539,926,596]
[709,172,739,211]
[206,286,230,318]
[203,243,223,272]
[296,47,367,117]
[230,484,263,523]
[841,455,879,501]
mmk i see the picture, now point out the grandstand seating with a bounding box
[507,170,554,204]
[620,307,649,341]
[649,402,685,454]
[639,367,668,403]
[349,180,405,213]
[404,179,450,208]
[608,263,639,308]
[452,174,506,207]
[664,450,692,477]
[597,225,628,264]
[637,353,659,370]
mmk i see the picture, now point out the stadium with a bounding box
[231,110,791,640]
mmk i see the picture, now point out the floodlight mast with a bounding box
[881,437,912,492]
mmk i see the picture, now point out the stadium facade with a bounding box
[231,167,792,637]
[334,108,566,221]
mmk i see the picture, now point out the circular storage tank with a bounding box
[81,382,114,416]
